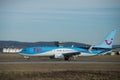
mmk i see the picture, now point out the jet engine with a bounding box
[54,53,64,59]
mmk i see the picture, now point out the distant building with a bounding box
[2,48,22,53]
[0,48,3,53]
[112,48,120,55]
[110,52,116,56]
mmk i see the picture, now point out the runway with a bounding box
[0,59,120,64]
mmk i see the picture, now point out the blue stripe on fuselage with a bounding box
[19,46,111,55]
[20,47,56,54]
[20,47,86,55]
[82,49,111,54]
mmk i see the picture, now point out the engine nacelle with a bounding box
[54,54,64,59]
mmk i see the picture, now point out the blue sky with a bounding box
[0,0,120,45]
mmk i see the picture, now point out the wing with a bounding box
[63,52,80,57]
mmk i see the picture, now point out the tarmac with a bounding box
[0,59,120,64]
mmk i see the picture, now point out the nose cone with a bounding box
[19,49,24,53]
[19,48,27,55]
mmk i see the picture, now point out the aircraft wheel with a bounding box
[64,56,70,61]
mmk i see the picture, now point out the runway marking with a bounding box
[0,60,120,64]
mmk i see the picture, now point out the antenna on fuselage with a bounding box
[72,45,74,47]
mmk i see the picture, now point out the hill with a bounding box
[0,41,90,48]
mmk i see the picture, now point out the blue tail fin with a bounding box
[94,30,116,49]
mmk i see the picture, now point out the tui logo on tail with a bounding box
[105,38,113,45]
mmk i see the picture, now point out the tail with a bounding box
[93,29,116,49]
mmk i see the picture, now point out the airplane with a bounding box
[19,30,116,60]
